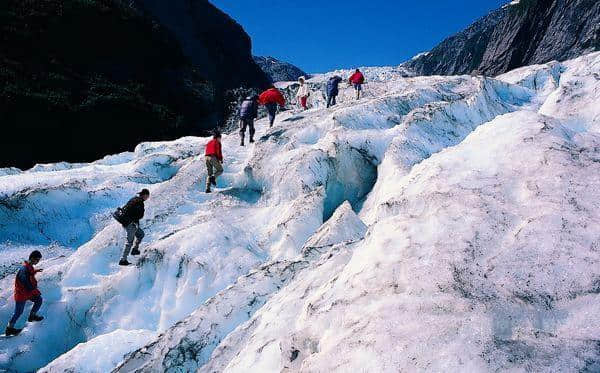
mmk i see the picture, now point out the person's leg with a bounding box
[213,157,224,179]
[30,296,43,315]
[249,120,255,142]
[267,104,276,127]
[301,96,308,109]
[8,301,25,327]
[205,156,214,190]
[239,119,247,145]
[132,227,145,251]
[326,95,331,108]
[121,223,137,261]
[27,295,44,322]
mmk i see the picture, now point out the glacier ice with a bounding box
[0,52,599,372]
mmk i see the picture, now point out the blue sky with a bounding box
[210,0,508,73]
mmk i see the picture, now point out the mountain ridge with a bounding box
[253,56,309,82]
[404,0,600,76]
[0,0,270,170]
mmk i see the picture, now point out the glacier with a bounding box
[0,52,599,372]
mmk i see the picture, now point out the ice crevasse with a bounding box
[0,52,599,372]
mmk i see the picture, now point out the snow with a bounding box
[503,0,521,8]
[39,329,156,373]
[410,51,431,61]
[0,52,599,372]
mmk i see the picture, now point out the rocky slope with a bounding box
[133,0,270,101]
[254,56,309,82]
[0,0,269,170]
[2,51,599,372]
[405,0,600,76]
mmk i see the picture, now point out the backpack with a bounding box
[112,207,130,227]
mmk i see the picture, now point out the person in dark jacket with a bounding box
[326,75,343,108]
[239,95,259,146]
[205,131,224,193]
[259,86,286,127]
[5,250,44,336]
[119,189,149,266]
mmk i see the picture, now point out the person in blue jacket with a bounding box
[326,75,343,108]
[239,95,259,146]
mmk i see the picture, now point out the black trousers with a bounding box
[265,103,277,126]
[327,94,337,108]
[240,118,255,141]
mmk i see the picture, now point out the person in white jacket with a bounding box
[296,76,310,110]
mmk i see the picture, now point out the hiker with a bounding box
[348,69,365,100]
[5,250,44,336]
[239,95,259,146]
[326,75,343,108]
[259,86,286,127]
[296,76,310,110]
[205,131,223,193]
[117,189,149,266]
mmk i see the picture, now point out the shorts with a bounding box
[353,83,362,91]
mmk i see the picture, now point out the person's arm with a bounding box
[218,142,223,162]
[253,102,258,118]
[17,267,35,291]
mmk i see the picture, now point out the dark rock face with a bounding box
[0,0,269,169]
[133,0,270,95]
[405,0,600,76]
[254,56,309,82]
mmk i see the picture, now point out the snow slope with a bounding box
[0,52,599,372]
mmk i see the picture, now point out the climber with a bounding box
[239,95,259,146]
[115,189,149,266]
[326,75,343,108]
[205,131,223,193]
[259,85,286,127]
[5,250,44,336]
[348,69,365,100]
[296,76,310,110]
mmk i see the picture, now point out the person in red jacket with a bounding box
[205,131,224,193]
[259,86,286,127]
[5,250,44,336]
[348,69,365,100]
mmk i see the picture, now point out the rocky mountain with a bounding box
[254,56,309,82]
[133,0,270,98]
[2,50,600,372]
[405,0,600,76]
[0,0,269,170]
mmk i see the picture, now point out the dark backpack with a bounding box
[112,207,130,227]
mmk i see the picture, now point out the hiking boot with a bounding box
[131,249,141,256]
[5,326,22,336]
[28,314,44,322]
[249,138,254,143]
[119,259,131,266]
[205,187,211,193]
[210,176,217,186]
[240,139,245,147]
